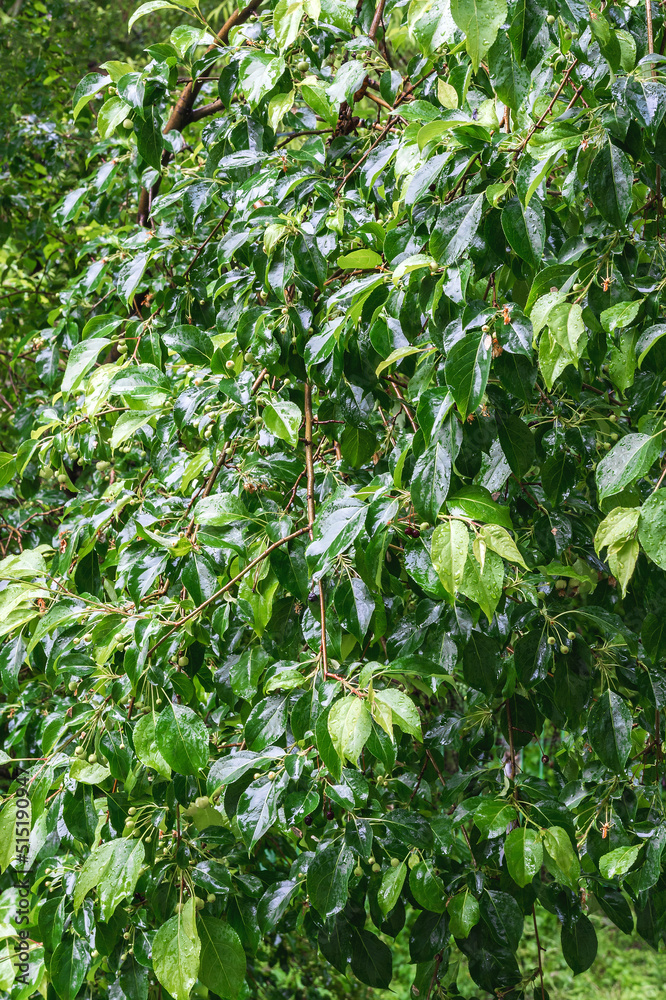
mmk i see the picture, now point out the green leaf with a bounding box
[588,140,633,228]
[444,330,492,419]
[236,778,281,850]
[431,519,469,597]
[327,696,372,763]
[378,861,407,914]
[0,802,17,873]
[504,826,543,887]
[155,703,209,775]
[448,889,480,938]
[128,0,180,32]
[133,712,171,778]
[198,918,246,999]
[496,412,535,479]
[596,434,659,502]
[373,688,422,740]
[429,194,484,265]
[599,844,642,879]
[307,841,355,918]
[478,524,527,569]
[74,838,145,920]
[62,338,110,393]
[462,630,501,695]
[587,689,632,773]
[152,898,201,1000]
[73,72,109,119]
[136,107,163,170]
[409,862,447,912]
[0,454,15,489]
[638,490,666,570]
[263,401,302,448]
[473,798,517,838]
[98,96,131,138]
[450,0,507,72]
[51,938,90,1000]
[163,326,214,364]
[447,485,513,528]
[459,547,503,622]
[542,826,580,889]
[410,441,451,523]
[337,249,383,269]
[501,196,545,268]
[561,915,597,975]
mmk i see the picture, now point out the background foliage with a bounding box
[2,0,666,998]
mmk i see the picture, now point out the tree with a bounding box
[1,0,666,997]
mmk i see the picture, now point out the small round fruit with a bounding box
[92,949,99,959]
[547,636,556,646]
[244,352,255,364]
[354,866,363,877]
[195,897,205,910]
[541,754,549,763]
[68,680,77,691]
[268,771,276,780]
[326,809,334,820]
[83,633,93,642]
[178,655,189,666]
[372,863,381,873]
[368,856,375,865]
[74,746,84,756]
[297,60,308,71]
[610,432,618,441]
[225,359,234,370]
[57,473,67,484]
[253,772,261,780]
[175,902,184,914]
[123,118,133,129]
[304,815,313,826]
[45,880,52,888]
[88,753,97,764]
[408,854,419,869]
[560,645,569,655]
[128,807,137,816]
[604,442,611,450]
[195,796,209,809]
[123,932,130,940]
[567,631,576,640]
[546,14,555,23]
[45,867,52,875]
[390,857,400,868]
[555,579,567,590]
[117,341,128,354]
[609,413,617,422]
[207,893,216,903]
[125,819,135,829]
[419,522,429,532]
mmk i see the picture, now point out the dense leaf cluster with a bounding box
[2,0,666,997]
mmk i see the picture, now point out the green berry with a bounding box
[178,655,189,666]
[195,796,209,809]
[546,14,555,23]
[372,863,381,873]
[547,636,556,645]
[207,893,216,903]
[555,579,567,590]
[354,866,363,877]
[88,753,97,764]
[390,857,400,868]
[408,854,419,869]
[128,807,137,816]
[195,897,205,910]
[560,645,569,655]
[74,746,84,755]
[567,631,576,640]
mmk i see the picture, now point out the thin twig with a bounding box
[147,526,310,656]
[304,383,329,677]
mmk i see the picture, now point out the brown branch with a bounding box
[512,59,578,159]
[304,383,329,678]
[369,0,386,41]
[183,213,229,281]
[147,525,310,656]
[335,116,396,195]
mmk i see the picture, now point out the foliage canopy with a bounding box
[3,0,666,997]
